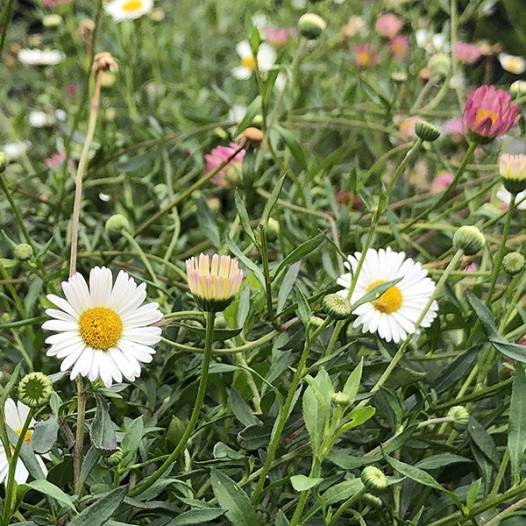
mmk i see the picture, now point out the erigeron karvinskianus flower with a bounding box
[18,48,64,65]
[462,85,520,144]
[389,35,410,60]
[498,53,526,75]
[43,267,162,388]
[104,0,153,22]
[232,40,276,80]
[205,143,245,188]
[186,254,243,312]
[500,154,526,194]
[454,42,482,64]
[0,399,48,485]
[337,248,438,343]
[496,186,526,210]
[354,43,379,70]
[375,13,402,39]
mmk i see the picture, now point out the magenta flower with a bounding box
[45,151,66,169]
[454,42,481,64]
[462,85,520,143]
[431,172,454,194]
[354,43,379,69]
[204,143,245,189]
[263,27,294,46]
[375,14,402,39]
[389,35,409,60]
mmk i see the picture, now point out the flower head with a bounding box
[0,399,48,484]
[389,35,410,60]
[462,85,520,143]
[496,186,526,210]
[186,254,243,312]
[375,14,402,39]
[18,373,52,408]
[341,16,366,39]
[18,48,64,65]
[500,153,526,194]
[43,267,162,388]
[298,13,326,40]
[263,27,293,46]
[431,172,454,194]
[232,40,276,80]
[353,43,379,69]
[337,247,438,343]
[205,143,245,188]
[104,0,153,22]
[499,53,526,75]
[454,42,481,64]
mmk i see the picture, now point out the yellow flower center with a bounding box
[475,109,498,126]
[16,429,33,445]
[504,57,523,74]
[122,0,143,12]
[357,52,370,67]
[241,55,255,70]
[78,307,123,351]
[368,279,403,314]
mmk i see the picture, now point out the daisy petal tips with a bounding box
[337,247,438,343]
[43,267,163,388]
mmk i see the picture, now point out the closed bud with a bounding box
[500,154,526,195]
[298,13,326,40]
[332,391,351,408]
[415,120,441,142]
[0,152,6,173]
[308,315,325,329]
[503,252,525,275]
[361,466,388,492]
[323,294,352,320]
[105,214,132,235]
[448,405,469,431]
[18,372,52,408]
[510,80,526,97]
[105,448,125,466]
[428,53,450,78]
[453,226,485,255]
[14,243,33,261]
[78,19,95,41]
[363,493,383,508]
[92,52,118,74]
[266,218,280,241]
[43,14,63,28]
[236,127,264,150]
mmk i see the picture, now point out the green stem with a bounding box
[121,230,162,289]
[73,376,87,494]
[3,407,34,526]
[128,311,216,498]
[251,317,332,506]
[0,0,15,61]
[290,460,321,526]
[328,487,367,526]
[490,448,509,498]
[258,224,277,328]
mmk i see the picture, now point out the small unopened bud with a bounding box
[428,53,450,78]
[453,226,485,255]
[309,315,325,329]
[100,71,117,88]
[92,52,118,74]
[236,127,264,149]
[415,120,441,142]
[43,14,63,28]
[361,466,388,492]
[323,294,352,320]
[332,391,351,408]
[78,19,95,42]
[500,154,526,195]
[105,448,125,466]
[363,493,383,508]
[298,13,326,40]
[510,80,526,97]
[447,405,469,431]
[0,152,6,173]
[503,252,525,275]
[391,71,408,83]
[18,372,52,408]
[14,243,33,261]
[105,214,132,235]
[266,218,280,242]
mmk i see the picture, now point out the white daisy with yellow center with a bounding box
[104,0,153,22]
[337,247,438,343]
[0,399,47,485]
[499,53,526,75]
[43,267,162,387]
[232,40,277,80]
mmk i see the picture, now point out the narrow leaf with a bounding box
[509,363,526,483]
[23,480,76,511]
[342,358,363,406]
[90,394,117,454]
[290,475,323,492]
[166,508,226,526]
[261,174,286,225]
[350,278,403,311]
[69,488,127,526]
[272,234,327,280]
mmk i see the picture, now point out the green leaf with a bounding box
[197,196,220,248]
[166,508,226,526]
[294,284,311,327]
[120,417,144,467]
[229,387,259,428]
[509,363,526,483]
[261,174,286,225]
[210,469,259,526]
[7,427,45,480]
[1,361,22,407]
[69,487,127,526]
[277,261,301,314]
[303,382,326,456]
[321,479,364,505]
[234,191,256,245]
[290,475,324,492]
[433,346,480,394]
[90,394,117,454]
[275,126,306,169]
[342,358,363,407]
[350,278,403,311]
[468,417,499,466]
[272,234,327,281]
[226,235,266,289]
[31,415,59,454]
[23,480,76,511]
[415,454,472,470]
[465,478,481,511]
[234,96,262,138]
[339,406,375,434]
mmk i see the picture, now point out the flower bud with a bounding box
[298,13,326,40]
[18,372,52,408]
[236,127,264,150]
[453,226,485,256]
[499,154,526,195]
[105,448,125,466]
[78,19,95,42]
[43,14,63,28]
[447,405,469,431]
[92,52,118,74]
[363,493,383,508]
[415,120,441,142]
[308,315,325,329]
[503,252,525,275]
[428,53,450,78]
[332,391,351,408]
[266,218,280,242]
[105,214,132,235]
[510,80,526,97]
[14,243,33,261]
[323,294,352,320]
[0,152,6,173]
[361,466,388,492]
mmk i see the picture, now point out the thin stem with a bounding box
[328,487,367,526]
[259,224,277,328]
[490,448,509,498]
[121,230,162,289]
[128,311,216,498]
[73,376,87,494]
[290,459,321,526]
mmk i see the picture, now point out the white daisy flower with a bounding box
[104,0,153,22]
[18,48,64,65]
[29,111,53,128]
[337,247,438,343]
[415,29,447,54]
[496,185,526,210]
[0,399,48,485]
[43,267,163,388]
[2,142,29,161]
[232,40,277,80]
[498,53,526,75]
